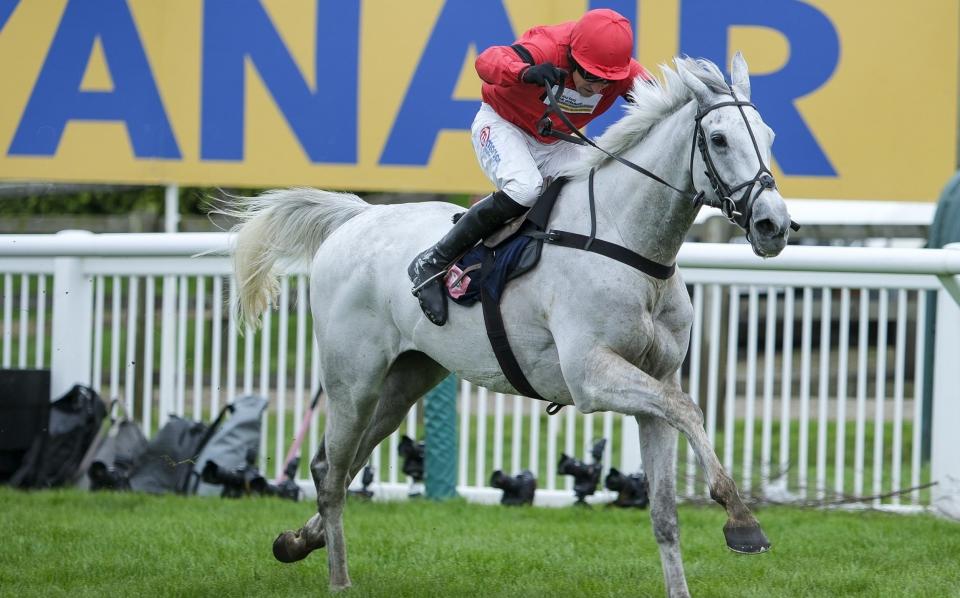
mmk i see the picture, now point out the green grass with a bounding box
[1,488,958,597]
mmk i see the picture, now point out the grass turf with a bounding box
[1,488,958,597]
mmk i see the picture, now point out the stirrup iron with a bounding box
[411,265,450,295]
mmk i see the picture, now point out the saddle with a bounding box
[444,178,568,411]
[445,172,677,413]
[445,178,566,308]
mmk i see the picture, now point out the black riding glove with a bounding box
[521,62,567,87]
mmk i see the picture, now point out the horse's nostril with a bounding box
[754,218,782,238]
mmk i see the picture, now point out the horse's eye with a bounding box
[710,133,727,148]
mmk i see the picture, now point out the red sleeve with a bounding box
[475,24,567,86]
[475,45,531,86]
[513,25,564,66]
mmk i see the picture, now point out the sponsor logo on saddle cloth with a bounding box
[444,264,473,299]
[443,236,533,306]
[443,262,486,300]
[543,85,602,114]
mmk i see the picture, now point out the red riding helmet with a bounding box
[570,9,634,81]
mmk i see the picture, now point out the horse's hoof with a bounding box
[272,530,315,563]
[329,581,352,593]
[724,523,771,554]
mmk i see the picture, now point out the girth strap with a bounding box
[533,230,675,280]
[479,253,564,413]
[481,285,545,402]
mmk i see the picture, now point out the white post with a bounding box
[158,275,177,426]
[50,230,94,400]
[165,184,180,233]
[158,183,180,424]
[620,415,643,473]
[931,243,960,519]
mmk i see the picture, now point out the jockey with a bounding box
[409,8,652,326]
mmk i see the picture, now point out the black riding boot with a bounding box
[409,190,527,326]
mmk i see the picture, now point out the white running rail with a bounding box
[0,231,958,515]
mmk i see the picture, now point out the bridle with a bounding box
[690,92,782,232]
[538,81,800,233]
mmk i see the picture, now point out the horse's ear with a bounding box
[676,57,712,106]
[730,51,751,100]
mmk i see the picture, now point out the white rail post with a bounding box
[621,416,642,474]
[158,183,179,426]
[165,184,180,233]
[50,230,94,400]
[931,243,960,519]
[158,275,177,426]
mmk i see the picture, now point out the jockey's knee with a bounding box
[501,175,543,208]
[491,190,527,217]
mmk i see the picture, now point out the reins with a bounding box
[536,80,800,233]
[537,82,706,208]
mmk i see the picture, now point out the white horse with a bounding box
[226,54,791,597]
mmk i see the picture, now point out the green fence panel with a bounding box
[424,374,458,499]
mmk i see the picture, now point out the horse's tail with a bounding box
[219,187,370,329]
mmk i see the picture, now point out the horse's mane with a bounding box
[561,57,732,179]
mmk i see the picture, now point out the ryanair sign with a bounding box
[0,0,956,200]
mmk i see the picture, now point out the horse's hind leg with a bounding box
[272,352,448,585]
[272,441,329,563]
[638,414,690,598]
[344,351,448,480]
[307,379,386,591]
[321,351,451,590]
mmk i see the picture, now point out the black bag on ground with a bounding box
[88,412,149,491]
[128,415,208,494]
[0,369,51,483]
[9,384,106,489]
[188,395,269,497]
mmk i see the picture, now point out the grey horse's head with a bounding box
[678,53,792,258]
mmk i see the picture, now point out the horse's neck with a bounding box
[553,101,701,266]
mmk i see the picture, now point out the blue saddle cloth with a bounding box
[446,235,534,306]
[443,178,567,308]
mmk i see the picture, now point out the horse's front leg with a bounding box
[563,345,770,555]
[638,413,690,598]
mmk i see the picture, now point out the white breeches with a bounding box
[470,103,584,207]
